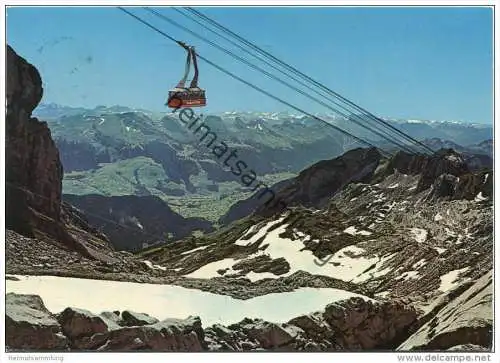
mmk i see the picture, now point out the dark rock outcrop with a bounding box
[6,293,418,352]
[221,147,382,225]
[416,149,470,192]
[6,45,63,233]
[57,308,110,345]
[63,194,214,251]
[383,149,492,202]
[266,147,382,211]
[427,170,492,201]
[205,296,418,351]
[121,310,159,327]
[383,149,469,192]
[6,45,113,258]
[6,293,69,351]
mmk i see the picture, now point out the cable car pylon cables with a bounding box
[117,7,390,157]
[120,7,385,154]
[184,7,434,156]
[144,7,420,155]
[172,7,423,155]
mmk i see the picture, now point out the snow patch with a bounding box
[142,260,167,271]
[343,226,372,236]
[6,275,374,326]
[387,183,399,189]
[180,245,210,255]
[185,258,239,279]
[351,254,396,283]
[260,226,378,281]
[433,247,446,255]
[438,267,470,292]
[409,228,428,243]
[434,213,443,222]
[186,222,382,283]
[412,259,427,269]
[244,271,283,282]
[234,218,284,247]
[474,192,488,202]
[375,291,390,298]
[445,154,461,163]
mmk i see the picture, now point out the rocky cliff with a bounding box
[63,194,214,251]
[6,45,63,232]
[221,147,382,225]
[221,147,492,226]
[5,293,417,352]
[5,45,113,258]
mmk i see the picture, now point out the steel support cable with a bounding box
[144,7,418,155]
[118,7,390,157]
[185,7,434,155]
[186,6,433,155]
[172,6,422,154]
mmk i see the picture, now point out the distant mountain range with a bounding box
[7,47,493,353]
[33,102,493,249]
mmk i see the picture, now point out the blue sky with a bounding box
[6,6,493,123]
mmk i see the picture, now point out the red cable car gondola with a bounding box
[166,43,206,109]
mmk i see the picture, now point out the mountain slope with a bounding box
[5,46,493,353]
[63,194,214,251]
[5,44,113,260]
[137,147,492,351]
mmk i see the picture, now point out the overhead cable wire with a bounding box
[184,7,434,155]
[144,7,418,155]
[172,6,423,154]
[117,7,390,156]
[185,6,433,155]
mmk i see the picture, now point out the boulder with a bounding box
[57,307,111,340]
[95,316,206,351]
[241,320,301,349]
[5,293,68,350]
[398,271,493,351]
[121,310,160,327]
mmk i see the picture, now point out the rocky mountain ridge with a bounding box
[5,45,493,353]
[5,45,114,260]
[6,269,492,352]
[63,194,214,251]
[43,99,493,227]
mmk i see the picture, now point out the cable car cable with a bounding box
[144,7,420,155]
[185,6,433,155]
[169,7,423,154]
[118,7,391,157]
[184,7,434,155]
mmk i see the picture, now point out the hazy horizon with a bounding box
[8,6,493,124]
